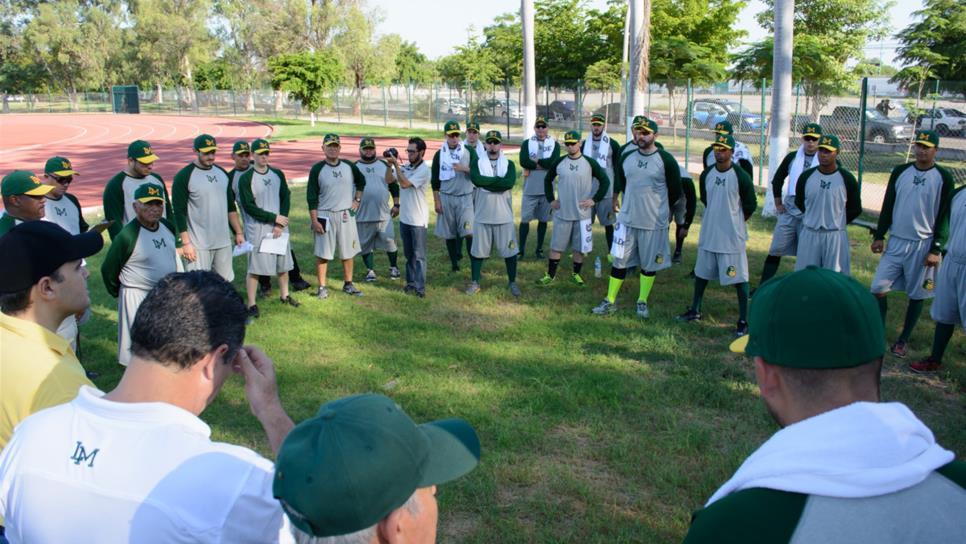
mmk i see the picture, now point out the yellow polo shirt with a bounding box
[1,312,95,450]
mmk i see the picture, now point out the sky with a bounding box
[367,0,924,67]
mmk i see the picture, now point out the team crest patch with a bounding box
[923,278,934,291]
[655,254,663,264]
[463,222,471,231]
[352,240,357,249]
[508,240,516,249]
[726,265,737,278]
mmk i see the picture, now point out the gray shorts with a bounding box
[247,223,294,276]
[434,193,473,239]
[314,210,361,261]
[612,225,671,272]
[521,194,552,223]
[870,237,935,300]
[186,245,234,282]
[118,285,150,366]
[472,222,519,259]
[358,219,398,254]
[768,202,804,257]
[592,197,616,227]
[931,258,966,329]
[550,218,591,254]
[695,248,748,285]
[795,228,850,275]
[671,196,686,226]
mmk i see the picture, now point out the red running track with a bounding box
[0,114,425,209]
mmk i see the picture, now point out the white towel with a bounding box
[477,151,508,178]
[528,135,556,162]
[583,133,611,165]
[705,402,955,506]
[438,142,464,182]
[464,138,486,158]
[786,146,815,198]
[733,141,754,166]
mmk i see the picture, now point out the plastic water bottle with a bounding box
[594,256,602,278]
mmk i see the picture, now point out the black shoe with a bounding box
[535,249,545,259]
[290,279,311,292]
[734,319,749,337]
[688,269,696,279]
[675,308,701,322]
[280,295,301,308]
[672,251,682,264]
[403,284,416,294]
[451,264,461,272]
[247,305,260,321]
[85,370,100,380]
[342,282,363,296]
[258,283,271,298]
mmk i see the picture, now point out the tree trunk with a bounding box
[2,94,9,114]
[274,89,284,114]
[310,111,316,127]
[156,81,163,104]
[245,90,255,112]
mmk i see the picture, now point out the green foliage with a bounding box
[129,0,215,90]
[268,51,342,113]
[193,59,234,91]
[584,60,621,92]
[891,0,966,100]
[437,36,504,90]
[394,41,435,85]
[332,7,400,91]
[853,58,898,78]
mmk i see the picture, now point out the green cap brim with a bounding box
[417,419,481,488]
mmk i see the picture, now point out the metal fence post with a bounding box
[408,83,413,129]
[858,77,869,189]
[434,82,440,132]
[758,78,767,186]
[505,78,511,139]
[383,83,388,127]
[684,79,693,168]
[336,88,341,122]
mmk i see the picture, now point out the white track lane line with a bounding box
[0,123,88,154]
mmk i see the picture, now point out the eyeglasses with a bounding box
[802,136,818,142]
[52,175,73,185]
[565,141,580,146]
[535,125,548,129]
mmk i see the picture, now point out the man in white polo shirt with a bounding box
[0,271,296,543]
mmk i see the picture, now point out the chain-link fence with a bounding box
[3,78,964,214]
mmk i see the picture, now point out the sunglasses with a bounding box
[535,125,548,129]
[52,175,73,185]
[802,136,818,142]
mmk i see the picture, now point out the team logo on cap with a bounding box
[727,265,737,278]
[822,137,832,146]
[238,144,249,150]
[918,132,928,140]
[715,123,726,132]
[30,175,41,184]
[148,187,160,196]
[143,146,153,155]
[61,160,71,169]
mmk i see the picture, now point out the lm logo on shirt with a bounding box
[331,170,343,178]
[206,175,217,183]
[913,175,926,186]
[262,177,273,186]
[70,441,99,467]
[714,176,726,186]
[637,160,648,169]
[820,179,832,189]
[55,207,68,216]
[569,163,580,172]
[153,238,167,249]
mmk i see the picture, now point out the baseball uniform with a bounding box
[519,136,560,223]
[355,158,399,254]
[172,163,237,281]
[43,193,88,235]
[307,159,365,261]
[469,149,518,259]
[931,184,966,329]
[103,172,174,240]
[100,218,178,365]
[584,133,622,227]
[544,155,610,254]
[767,148,817,256]
[431,142,474,239]
[695,164,757,285]
[238,166,294,276]
[794,166,862,274]
[703,141,754,183]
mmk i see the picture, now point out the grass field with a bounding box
[76,159,964,542]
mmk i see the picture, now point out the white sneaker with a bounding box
[365,269,377,282]
[636,302,650,319]
[466,281,481,295]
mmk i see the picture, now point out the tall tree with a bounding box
[269,51,343,126]
[394,41,434,86]
[891,0,966,100]
[332,6,400,114]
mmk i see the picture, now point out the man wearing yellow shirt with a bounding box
[0,221,104,450]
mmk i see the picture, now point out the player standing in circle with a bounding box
[431,120,475,272]
[102,140,174,241]
[702,120,754,182]
[592,118,681,317]
[793,134,862,274]
[463,120,486,157]
[518,116,560,259]
[870,130,954,359]
[678,134,757,337]
[584,113,622,255]
[355,137,401,282]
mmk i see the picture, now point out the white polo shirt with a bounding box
[0,386,293,543]
[399,161,431,228]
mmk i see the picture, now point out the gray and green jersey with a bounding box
[684,461,966,544]
[544,155,610,222]
[172,163,237,250]
[431,144,474,196]
[0,212,24,236]
[101,218,178,297]
[355,159,399,222]
[468,149,517,225]
[614,147,682,230]
[43,193,88,235]
[771,149,817,199]
[795,167,862,231]
[585,135,622,198]
[306,159,365,212]
[519,137,561,196]
[946,185,966,263]
[698,163,757,253]
[703,143,755,182]
[238,166,291,227]
[229,166,253,223]
[103,171,174,240]
[874,163,954,254]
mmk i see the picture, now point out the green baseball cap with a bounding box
[818,134,841,152]
[713,120,734,135]
[802,123,822,138]
[563,130,581,144]
[444,119,461,135]
[193,134,217,153]
[466,121,481,132]
[251,138,271,154]
[359,137,376,149]
[44,156,79,177]
[1,170,54,197]
[484,130,502,143]
[128,140,159,164]
[322,133,340,147]
[730,266,884,368]
[631,115,647,129]
[534,116,548,127]
[914,130,939,148]
[232,141,251,155]
[637,118,658,134]
[590,113,606,125]
[133,182,165,203]
[273,394,481,538]
[711,133,736,150]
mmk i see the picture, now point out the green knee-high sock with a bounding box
[518,222,530,254]
[607,276,624,303]
[387,251,398,268]
[471,257,483,283]
[362,252,374,270]
[536,221,548,251]
[736,282,750,321]
[877,295,888,326]
[638,273,655,303]
[932,322,956,361]
[760,256,781,286]
[505,256,517,283]
[465,236,473,258]
[446,239,460,268]
[691,278,709,312]
[898,299,925,343]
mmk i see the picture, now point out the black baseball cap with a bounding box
[0,221,104,293]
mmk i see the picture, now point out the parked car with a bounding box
[686,99,766,132]
[537,100,585,121]
[433,97,468,116]
[819,106,915,144]
[479,98,523,119]
[592,103,667,126]
[913,108,966,136]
